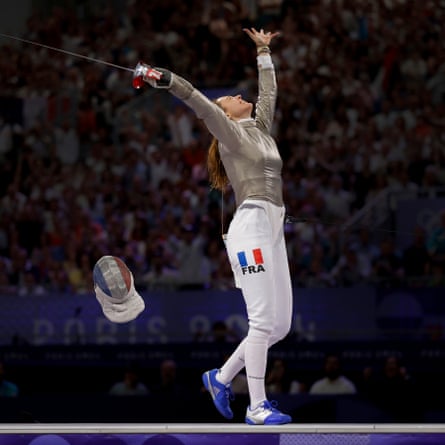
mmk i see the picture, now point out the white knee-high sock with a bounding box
[218,335,269,408]
[218,338,247,384]
[244,334,268,409]
[218,332,282,386]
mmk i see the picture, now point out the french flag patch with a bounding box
[237,248,266,275]
[237,248,264,268]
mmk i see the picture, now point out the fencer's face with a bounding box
[216,95,253,120]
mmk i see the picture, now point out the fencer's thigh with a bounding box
[269,230,293,339]
[225,202,277,331]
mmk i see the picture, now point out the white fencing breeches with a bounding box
[220,199,293,384]
[225,199,293,340]
[220,199,293,404]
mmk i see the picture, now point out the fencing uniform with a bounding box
[167,53,293,411]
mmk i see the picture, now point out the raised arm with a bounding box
[243,28,280,133]
[133,62,242,147]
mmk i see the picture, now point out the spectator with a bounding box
[142,249,179,291]
[169,224,211,290]
[360,355,419,421]
[53,120,80,166]
[109,365,149,396]
[167,104,195,149]
[266,359,305,395]
[300,245,333,288]
[309,354,357,395]
[329,243,371,287]
[322,174,354,222]
[371,238,404,287]
[204,320,240,344]
[17,269,46,297]
[150,359,188,397]
[351,228,380,265]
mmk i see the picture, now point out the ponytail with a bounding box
[207,137,229,190]
[207,98,229,190]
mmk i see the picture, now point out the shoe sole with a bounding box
[202,371,233,420]
[245,417,292,425]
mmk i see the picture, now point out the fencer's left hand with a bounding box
[243,27,281,47]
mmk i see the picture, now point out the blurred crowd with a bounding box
[1,0,445,295]
[1,351,421,422]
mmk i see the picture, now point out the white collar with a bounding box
[237,117,254,123]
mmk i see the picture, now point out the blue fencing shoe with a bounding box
[245,400,292,425]
[202,369,234,419]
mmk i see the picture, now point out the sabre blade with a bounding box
[0,32,134,72]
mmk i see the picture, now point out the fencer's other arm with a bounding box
[243,28,280,134]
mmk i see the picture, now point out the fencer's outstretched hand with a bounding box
[132,61,172,89]
[243,27,281,48]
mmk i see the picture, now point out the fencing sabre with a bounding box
[0,32,135,73]
[0,33,163,90]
